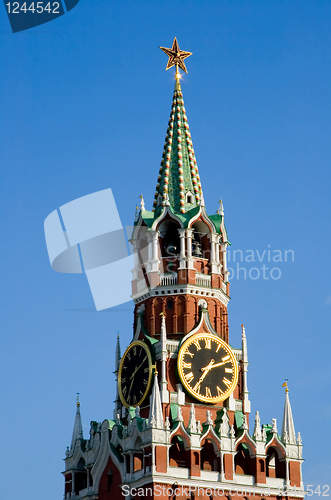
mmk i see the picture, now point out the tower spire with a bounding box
[113,333,121,419]
[148,371,164,429]
[281,382,297,445]
[70,393,83,450]
[154,39,203,214]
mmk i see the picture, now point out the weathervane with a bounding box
[159,37,192,81]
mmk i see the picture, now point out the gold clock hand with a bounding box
[129,356,147,379]
[193,359,215,392]
[202,359,229,371]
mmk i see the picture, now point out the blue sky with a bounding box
[0,1,330,498]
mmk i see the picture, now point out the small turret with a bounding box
[281,382,297,445]
[70,394,83,451]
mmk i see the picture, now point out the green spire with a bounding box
[153,80,203,215]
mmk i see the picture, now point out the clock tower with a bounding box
[62,39,305,500]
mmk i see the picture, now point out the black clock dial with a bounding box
[118,341,152,408]
[177,333,238,403]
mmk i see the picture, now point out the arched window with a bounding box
[235,444,253,475]
[75,458,87,493]
[167,299,173,310]
[201,440,217,471]
[169,436,188,468]
[186,192,193,204]
[266,447,285,479]
[259,458,265,472]
[161,223,180,257]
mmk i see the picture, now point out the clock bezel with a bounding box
[177,332,238,403]
[118,340,153,408]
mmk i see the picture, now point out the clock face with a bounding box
[118,340,153,408]
[177,332,238,403]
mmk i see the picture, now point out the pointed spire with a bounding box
[217,199,224,216]
[71,394,83,450]
[153,81,203,214]
[220,408,230,437]
[114,333,121,375]
[281,385,297,445]
[148,371,164,429]
[139,194,145,211]
[188,404,197,433]
[271,418,278,435]
[241,324,248,362]
[253,411,262,441]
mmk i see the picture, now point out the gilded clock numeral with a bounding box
[215,343,222,353]
[185,349,194,358]
[193,339,201,351]
[204,338,211,349]
[122,386,127,396]
[223,377,232,388]
[127,353,131,361]
[122,377,126,383]
[140,390,144,398]
[225,367,233,374]
[133,346,137,356]
[193,382,201,394]
[133,395,137,404]
[184,372,194,383]
[144,367,149,373]
[182,362,192,369]
[217,386,223,396]
[205,386,212,397]
[222,355,231,364]
[143,379,147,387]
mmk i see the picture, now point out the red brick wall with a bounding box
[98,457,122,500]
[289,460,301,486]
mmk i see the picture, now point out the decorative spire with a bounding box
[281,383,297,445]
[70,393,83,450]
[153,41,203,214]
[114,333,121,375]
[148,372,164,429]
[188,404,197,433]
[217,199,224,216]
[160,312,169,404]
[139,194,145,211]
[253,411,262,441]
[271,418,278,435]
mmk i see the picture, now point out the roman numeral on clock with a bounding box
[205,386,212,398]
[217,386,223,396]
[184,372,194,383]
[182,362,192,369]
[193,339,201,351]
[222,355,231,364]
[204,338,211,349]
[185,349,194,358]
[223,377,232,388]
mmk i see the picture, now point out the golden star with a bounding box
[159,37,192,74]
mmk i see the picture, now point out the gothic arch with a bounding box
[169,435,190,468]
[200,439,218,471]
[266,446,286,479]
[234,443,254,476]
